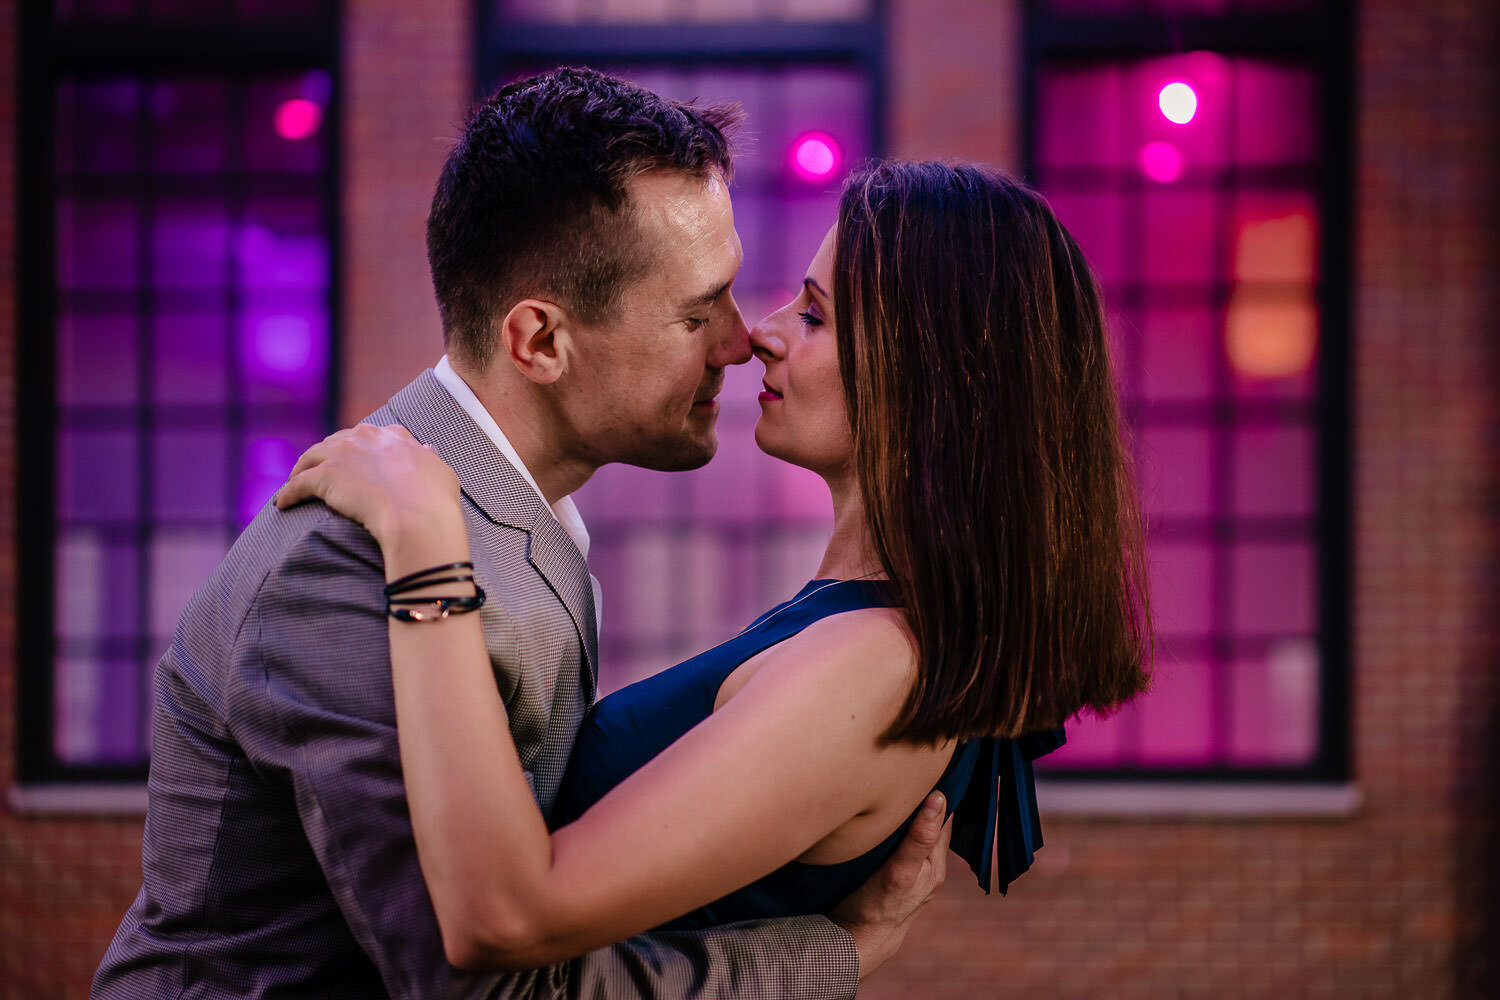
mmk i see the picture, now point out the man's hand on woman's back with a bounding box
[829,791,952,980]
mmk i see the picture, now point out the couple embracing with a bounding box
[94,67,1150,998]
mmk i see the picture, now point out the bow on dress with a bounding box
[946,727,1067,895]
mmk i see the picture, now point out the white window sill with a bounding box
[1037,781,1363,819]
[8,783,148,816]
[8,781,1363,820]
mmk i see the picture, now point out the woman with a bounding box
[276,160,1151,969]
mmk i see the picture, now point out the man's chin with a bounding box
[623,434,717,472]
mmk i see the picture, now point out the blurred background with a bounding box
[0,0,1495,996]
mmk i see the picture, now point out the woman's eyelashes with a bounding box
[797,309,823,329]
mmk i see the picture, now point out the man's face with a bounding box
[559,169,750,472]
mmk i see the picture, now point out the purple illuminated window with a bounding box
[1029,20,1346,777]
[36,13,337,775]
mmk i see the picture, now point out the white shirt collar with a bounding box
[432,355,590,560]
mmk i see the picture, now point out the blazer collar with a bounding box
[386,370,599,681]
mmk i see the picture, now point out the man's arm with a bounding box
[237,517,942,999]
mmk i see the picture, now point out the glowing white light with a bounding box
[1158,82,1198,125]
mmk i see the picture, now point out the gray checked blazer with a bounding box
[92,370,858,999]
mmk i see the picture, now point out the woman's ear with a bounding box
[498,299,574,385]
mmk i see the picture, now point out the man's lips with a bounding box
[692,379,724,407]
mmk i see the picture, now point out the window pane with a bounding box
[58,430,141,523]
[1233,424,1314,517]
[1044,191,1130,286]
[153,431,231,521]
[58,314,139,406]
[237,294,331,401]
[1038,65,1126,170]
[153,313,231,404]
[1143,427,1215,518]
[1134,659,1216,764]
[153,200,232,289]
[57,199,139,290]
[241,198,330,289]
[1140,304,1217,400]
[150,79,230,173]
[1228,639,1319,764]
[55,656,149,764]
[1234,63,1319,166]
[1231,542,1316,636]
[244,75,331,174]
[55,531,140,640]
[57,78,141,174]
[1149,542,1216,638]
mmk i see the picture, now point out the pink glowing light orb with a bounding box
[1139,141,1183,183]
[1158,82,1198,125]
[274,98,322,140]
[790,132,841,182]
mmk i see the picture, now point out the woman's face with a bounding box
[749,225,854,478]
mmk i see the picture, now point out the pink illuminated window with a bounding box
[1029,7,1348,780]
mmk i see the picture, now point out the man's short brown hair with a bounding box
[426,67,743,369]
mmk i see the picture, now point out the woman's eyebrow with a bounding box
[803,277,830,299]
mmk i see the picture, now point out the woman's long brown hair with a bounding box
[834,161,1152,743]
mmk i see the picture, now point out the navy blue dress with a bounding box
[552,579,1064,930]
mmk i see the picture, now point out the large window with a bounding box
[1027,0,1352,782]
[18,2,340,783]
[482,1,886,694]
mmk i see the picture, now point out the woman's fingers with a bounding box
[382,423,416,441]
[272,422,460,543]
[274,468,321,509]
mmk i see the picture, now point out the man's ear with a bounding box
[498,298,574,385]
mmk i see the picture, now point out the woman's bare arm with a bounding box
[277,426,943,971]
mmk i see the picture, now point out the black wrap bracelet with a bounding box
[384,561,486,623]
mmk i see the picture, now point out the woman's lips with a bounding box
[758,391,782,403]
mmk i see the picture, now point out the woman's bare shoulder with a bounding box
[761,604,918,702]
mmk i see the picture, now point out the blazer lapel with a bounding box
[382,370,599,687]
[528,516,599,694]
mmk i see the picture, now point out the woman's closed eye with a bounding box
[797,310,823,329]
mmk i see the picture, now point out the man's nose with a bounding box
[710,293,752,367]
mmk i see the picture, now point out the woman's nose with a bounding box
[749,313,787,361]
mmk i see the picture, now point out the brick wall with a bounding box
[341,0,468,422]
[1,0,1495,996]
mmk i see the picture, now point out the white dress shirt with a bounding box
[432,355,602,630]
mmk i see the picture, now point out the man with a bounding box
[93,67,948,999]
